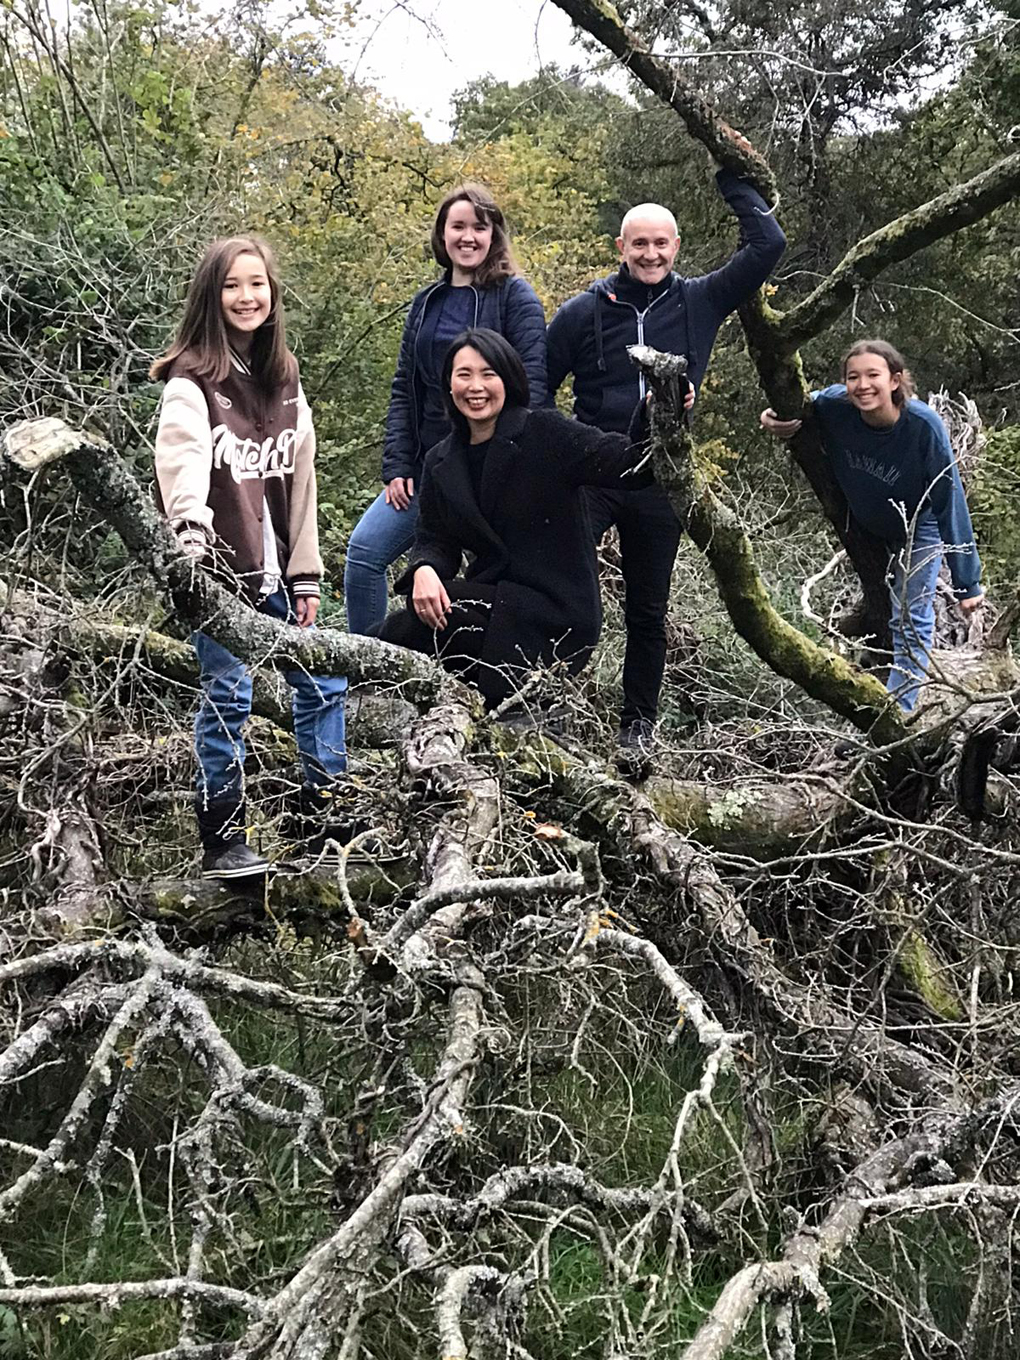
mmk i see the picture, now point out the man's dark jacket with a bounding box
[382,274,548,483]
[398,404,650,682]
[546,169,786,434]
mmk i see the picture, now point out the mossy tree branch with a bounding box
[1,417,458,707]
[549,0,776,201]
[773,151,1020,354]
[631,347,906,743]
[739,293,895,645]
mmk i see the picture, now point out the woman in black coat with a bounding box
[377,327,651,707]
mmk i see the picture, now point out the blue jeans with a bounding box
[193,588,347,805]
[886,514,943,712]
[344,489,420,634]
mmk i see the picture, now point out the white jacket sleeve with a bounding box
[285,383,324,592]
[154,377,215,537]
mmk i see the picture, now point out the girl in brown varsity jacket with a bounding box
[152,235,348,880]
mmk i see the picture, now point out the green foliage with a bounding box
[970,426,1020,588]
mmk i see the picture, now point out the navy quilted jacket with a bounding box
[382,274,548,483]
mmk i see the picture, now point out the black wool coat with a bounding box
[397,404,651,683]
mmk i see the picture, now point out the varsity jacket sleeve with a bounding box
[285,383,325,597]
[529,407,654,490]
[382,293,424,485]
[396,460,463,589]
[154,377,215,539]
[924,414,982,600]
[698,169,786,319]
[503,277,548,408]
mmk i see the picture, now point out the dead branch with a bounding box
[681,1090,1020,1360]
[549,0,776,199]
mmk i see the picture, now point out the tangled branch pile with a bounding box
[2,387,1020,1360]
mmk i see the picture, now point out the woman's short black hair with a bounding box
[441,328,530,437]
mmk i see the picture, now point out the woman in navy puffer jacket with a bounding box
[344,184,547,634]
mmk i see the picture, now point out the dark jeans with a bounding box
[586,481,682,728]
[377,584,506,704]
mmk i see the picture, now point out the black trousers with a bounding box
[376,583,509,706]
[586,482,682,727]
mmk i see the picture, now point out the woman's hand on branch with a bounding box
[385,477,415,511]
[958,592,985,615]
[412,566,451,631]
[761,408,802,439]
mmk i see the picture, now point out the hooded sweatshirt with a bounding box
[546,169,786,434]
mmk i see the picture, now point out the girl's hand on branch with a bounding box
[761,408,802,439]
[385,477,415,511]
[295,595,319,627]
[412,566,451,631]
[958,592,985,615]
[177,527,208,560]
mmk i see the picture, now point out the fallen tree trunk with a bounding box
[644,771,861,853]
[1,418,456,705]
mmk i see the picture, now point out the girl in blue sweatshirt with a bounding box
[762,339,983,711]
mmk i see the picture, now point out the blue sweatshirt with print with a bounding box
[813,385,982,599]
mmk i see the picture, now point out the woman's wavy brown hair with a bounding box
[430,184,520,287]
[150,235,295,390]
[841,338,915,407]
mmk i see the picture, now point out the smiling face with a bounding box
[844,350,902,425]
[616,211,680,286]
[449,345,506,436]
[220,251,273,350]
[443,200,493,280]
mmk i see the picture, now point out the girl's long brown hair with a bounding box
[150,235,295,389]
[430,184,520,287]
[842,338,916,407]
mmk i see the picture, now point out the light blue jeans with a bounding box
[193,588,347,804]
[886,514,943,712]
[344,489,420,634]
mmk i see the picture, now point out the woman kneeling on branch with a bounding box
[377,327,652,710]
[762,338,983,712]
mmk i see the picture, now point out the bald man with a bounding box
[547,169,785,769]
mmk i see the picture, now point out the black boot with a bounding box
[279,783,360,866]
[494,700,570,737]
[615,719,655,782]
[195,798,270,879]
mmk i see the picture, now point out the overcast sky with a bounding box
[344,1,620,139]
